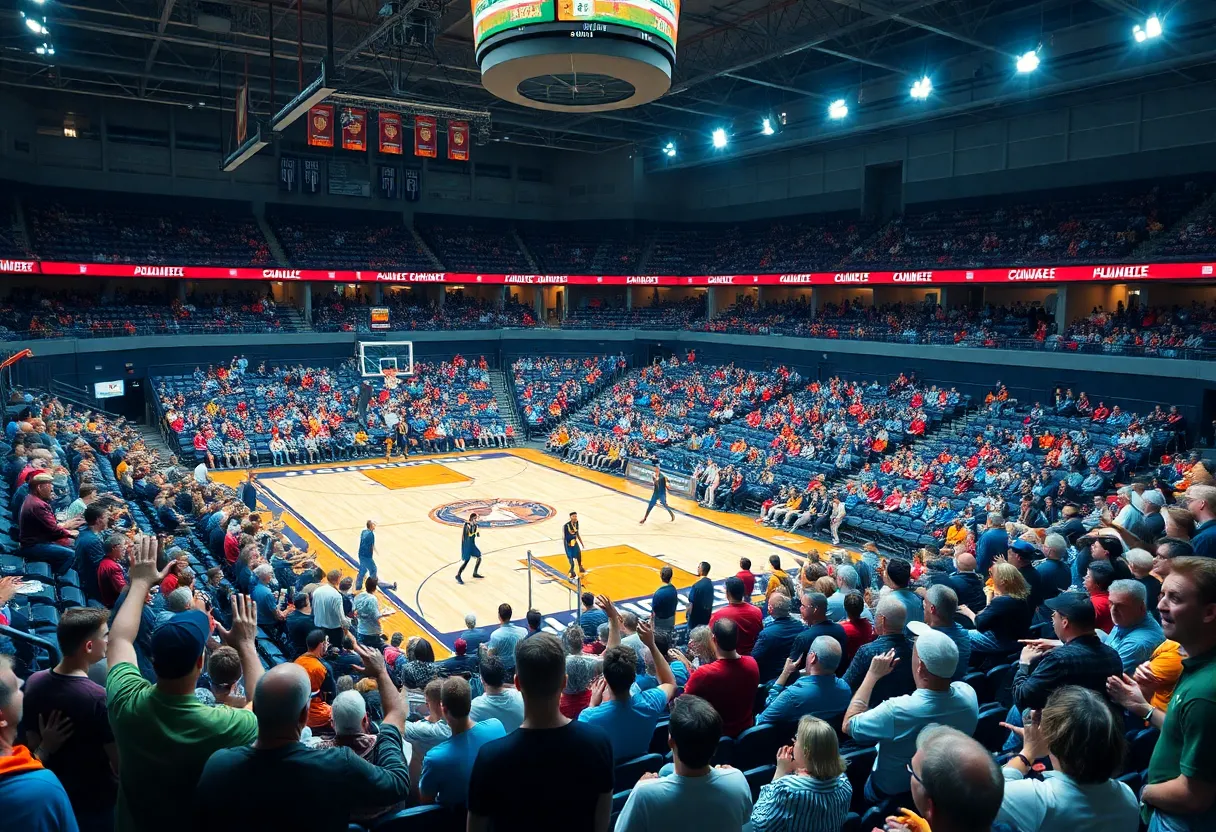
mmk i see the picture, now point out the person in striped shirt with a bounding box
[750,715,852,832]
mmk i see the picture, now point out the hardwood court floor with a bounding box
[214,448,842,652]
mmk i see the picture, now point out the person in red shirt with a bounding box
[96,534,130,608]
[682,618,760,738]
[839,591,875,667]
[1084,561,1116,633]
[709,577,764,656]
[736,558,756,599]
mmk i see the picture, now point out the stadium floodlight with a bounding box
[663,141,676,157]
[828,99,848,120]
[761,117,775,136]
[1134,15,1162,42]
[910,76,932,100]
[23,16,48,35]
[1015,50,1040,73]
[35,42,53,56]
[711,127,728,149]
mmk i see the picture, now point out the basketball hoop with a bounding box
[381,367,400,390]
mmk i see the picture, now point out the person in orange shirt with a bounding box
[294,630,334,736]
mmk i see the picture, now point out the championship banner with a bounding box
[379,112,404,155]
[415,115,437,158]
[278,156,298,192]
[307,104,334,148]
[235,84,249,144]
[447,120,470,161]
[302,159,322,194]
[341,107,367,152]
[404,167,421,202]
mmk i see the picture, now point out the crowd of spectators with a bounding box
[518,222,644,275]
[563,296,708,331]
[0,288,295,340]
[267,207,437,271]
[512,354,624,432]
[312,290,535,333]
[414,216,532,273]
[26,190,272,267]
[1152,202,1216,261]
[156,353,514,466]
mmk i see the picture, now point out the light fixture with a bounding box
[711,127,728,149]
[36,43,54,56]
[662,141,676,157]
[1015,50,1040,73]
[910,76,932,100]
[23,16,48,35]
[828,99,848,120]
[761,117,775,136]
[1134,14,1162,42]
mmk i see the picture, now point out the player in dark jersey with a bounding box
[563,511,587,579]
[639,467,676,525]
[455,512,483,584]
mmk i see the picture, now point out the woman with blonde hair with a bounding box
[960,561,1032,660]
[750,715,851,832]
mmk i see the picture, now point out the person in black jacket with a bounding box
[960,562,1032,663]
[945,552,988,614]
[686,561,715,630]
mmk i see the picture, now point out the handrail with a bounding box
[0,623,63,668]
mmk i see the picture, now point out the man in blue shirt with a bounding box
[419,677,506,807]
[1103,579,1165,673]
[251,565,285,632]
[579,612,677,760]
[975,513,1008,574]
[354,519,394,592]
[651,567,679,632]
[458,613,489,656]
[750,593,807,683]
[1182,485,1216,558]
[576,593,607,643]
[486,603,529,673]
[756,635,850,725]
[0,654,80,832]
[881,558,924,627]
[73,505,109,600]
[686,562,715,631]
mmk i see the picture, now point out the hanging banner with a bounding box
[379,112,404,155]
[341,107,367,152]
[302,159,322,194]
[307,104,334,148]
[447,120,470,161]
[235,84,249,145]
[404,167,421,202]
[414,115,437,158]
[379,166,400,200]
[279,156,298,192]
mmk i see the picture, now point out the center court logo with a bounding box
[430,498,556,527]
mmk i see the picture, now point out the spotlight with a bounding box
[663,141,676,157]
[1134,15,1162,42]
[761,117,775,136]
[910,76,932,100]
[35,42,53,55]
[24,16,48,35]
[711,128,728,149]
[828,99,848,120]
[1015,50,1040,73]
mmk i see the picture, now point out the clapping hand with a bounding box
[1107,672,1150,715]
[868,649,899,678]
[1132,663,1166,698]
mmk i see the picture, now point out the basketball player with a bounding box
[455,512,483,584]
[563,511,587,580]
[639,467,676,525]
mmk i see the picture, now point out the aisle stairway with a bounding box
[488,369,525,439]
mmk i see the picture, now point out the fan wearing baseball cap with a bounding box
[106,535,264,832]
[842,621,979,810]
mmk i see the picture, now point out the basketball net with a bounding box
[381,367,400,390]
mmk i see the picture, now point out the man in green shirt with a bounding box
[1108,556,1216,832]
[106,535,264,832]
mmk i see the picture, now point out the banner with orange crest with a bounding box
[378,112,403,155]
[307,104,334,148]
[341,107,367,152]
[414,115,437,158]
[447,120,470,161]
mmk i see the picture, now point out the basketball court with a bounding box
[220,447,831,654]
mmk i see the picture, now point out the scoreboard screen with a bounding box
[370,307,391,330]
[473,0,556,47]
[557,0,679,49]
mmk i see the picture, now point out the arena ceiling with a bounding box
[2,0,1215,163]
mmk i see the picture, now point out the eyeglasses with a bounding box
[906,763,923,786]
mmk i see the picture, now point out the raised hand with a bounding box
[352,641,387,677]
[636,618,655,647]
[868,649,899,678]
[127,535,160,585]
[224,594,258,647]
[594,594,620,622]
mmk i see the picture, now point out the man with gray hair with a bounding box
[1035,532,1073,604]
[923,585,970,680]
[155,587,197,629]
[902,725,1004,832]
[1182,483,1216,557]
[842,596,915,702]
[196,642,409,827]
[756,635,851,725]
[251,562,286,629]
[750,591,808,683]
[787,590,847,667]
[459,612,488,656]
[1103,578,1165,673]
[827,564,874,623]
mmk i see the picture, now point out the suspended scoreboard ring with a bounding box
[473,0,679,112]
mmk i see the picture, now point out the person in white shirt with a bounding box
[468,655,525,733]
[616,695,752,832]
[194,461,209,485]
[998,684,1138,832]
[843,621,979,806]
